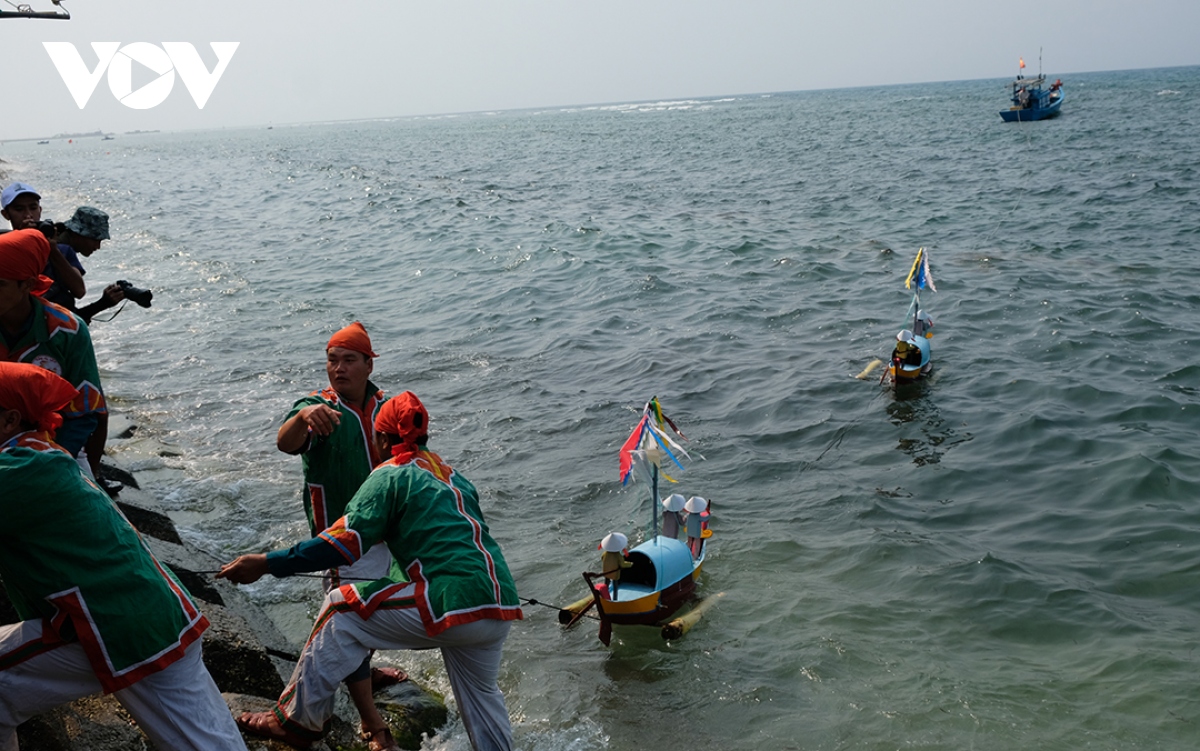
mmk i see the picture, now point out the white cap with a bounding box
[896,329,915,344]
[684,496,708,513]
[916,310,932,322]
[600,532,628,552]
[662,493,686,512]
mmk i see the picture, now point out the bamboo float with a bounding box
[558,594,597,627]
[854,359,883,379]
[660,592,724,640]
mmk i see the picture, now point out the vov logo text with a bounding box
[43,42,239,110]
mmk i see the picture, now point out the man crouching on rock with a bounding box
[219,391,523,751]
[0,362,247,751]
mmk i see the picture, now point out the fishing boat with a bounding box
[885,248,936,386]
[559,398,714,644]
[1000,56,1063,122]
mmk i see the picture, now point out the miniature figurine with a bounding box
[684,496,708,558]
[600,532,633,599]
[661,493,686,539]
[913,310,934,339]
[891,330,923,367]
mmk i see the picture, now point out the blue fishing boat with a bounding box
[1001,75,1063,122]
[559,398,715,644]
[1000,56,1063,122]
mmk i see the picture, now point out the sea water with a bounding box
[3,66,1199,750]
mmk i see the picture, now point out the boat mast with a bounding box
[650,463,660,539]
[648,397,661,540]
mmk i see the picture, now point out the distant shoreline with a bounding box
[0,130,159,145]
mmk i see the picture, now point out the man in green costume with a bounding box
[0,361,245,751]
[0,229,107,481]
[274,321,406,746]
[221,391,523,751]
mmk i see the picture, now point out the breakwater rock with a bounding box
[2,442,448,750]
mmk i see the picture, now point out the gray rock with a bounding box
[201,603,287,699]
[15,695,149,751]
[113,490,180,544]
[374,680,450,750]
[226,693,363,750]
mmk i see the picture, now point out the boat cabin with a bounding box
[621,536,697,594]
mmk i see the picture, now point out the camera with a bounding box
[116,280,153,308]
[35,219,57,239]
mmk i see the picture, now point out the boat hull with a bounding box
[596,566,701,625]
[1000,90,1064,122]
[582,534,709,644]
[889,361,932,383]
[889,332,932,384]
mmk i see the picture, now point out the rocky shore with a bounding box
[1,419,449,750]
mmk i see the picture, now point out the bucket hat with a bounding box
[63,206,110,240]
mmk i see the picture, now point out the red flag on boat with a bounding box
[1019,57,1025,69]
[619,414,649,484]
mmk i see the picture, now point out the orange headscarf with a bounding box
[0,361,80,435]
[374,391,429,462]
[326,321,378,358]
[0,228,53,296]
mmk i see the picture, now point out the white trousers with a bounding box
[322,542,395,684]
[0,620,246,751]
[278,585,513,751]
[74,450,95,481]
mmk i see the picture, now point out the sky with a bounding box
[1,0,1199,141]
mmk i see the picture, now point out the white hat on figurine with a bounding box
[600,532,628,552]
[662,493,686,512]
[684,496,708,513]
[896,329,916,344]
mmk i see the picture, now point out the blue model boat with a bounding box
[1000,64,1064,122]
[886,248,936,387]
[558,397,715,644]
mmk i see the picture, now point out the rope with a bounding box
[195,570,603,623]
[973,91,1039,253]
[811,387,887,466]
[519,596,601,622]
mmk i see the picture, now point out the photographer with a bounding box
[52,205,152,324]
[1,182,86,309]
[53,205,135,322]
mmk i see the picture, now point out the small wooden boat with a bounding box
[559,398,713,644]
[886,248,936,387]
[1000,56,1063,122]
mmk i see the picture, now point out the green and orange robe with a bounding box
[0,432,205,693]
[268,446,523,636]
